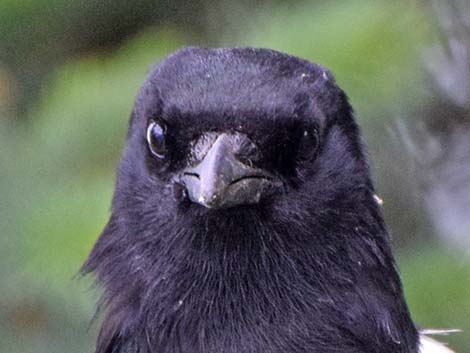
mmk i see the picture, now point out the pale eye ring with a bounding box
[146,121,166,158]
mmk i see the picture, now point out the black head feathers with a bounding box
[83,47,419,353]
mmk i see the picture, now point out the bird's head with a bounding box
[109,47,373,237]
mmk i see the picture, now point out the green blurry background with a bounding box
[1,0,469,352]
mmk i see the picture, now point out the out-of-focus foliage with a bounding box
[1,1,468,352]
[0,0,203,112]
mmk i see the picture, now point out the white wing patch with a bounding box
[419,333,457,353]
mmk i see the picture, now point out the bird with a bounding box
[83,47,456,353]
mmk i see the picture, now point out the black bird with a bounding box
[83,47,454,353]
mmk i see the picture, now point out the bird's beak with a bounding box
[178,133,279,209]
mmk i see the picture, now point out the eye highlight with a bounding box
[298,126,319,160]
[146,120,167,158]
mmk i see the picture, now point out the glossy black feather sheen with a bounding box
[83,47,419,353]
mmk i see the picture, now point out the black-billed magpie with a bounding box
[83,47,455,353]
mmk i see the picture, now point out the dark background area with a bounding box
[1,0,469,352]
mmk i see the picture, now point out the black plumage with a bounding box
[83,47,420,353]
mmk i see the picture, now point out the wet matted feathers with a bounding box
[83,47,456,353]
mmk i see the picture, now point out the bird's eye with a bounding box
[146,120,167,158]
[298,127,319,160]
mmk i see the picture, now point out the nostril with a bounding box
[229,174,273,186]
[183,172,200,179]
[173,182,188,201]
[234,139,262,166]
[235,155,254,168]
